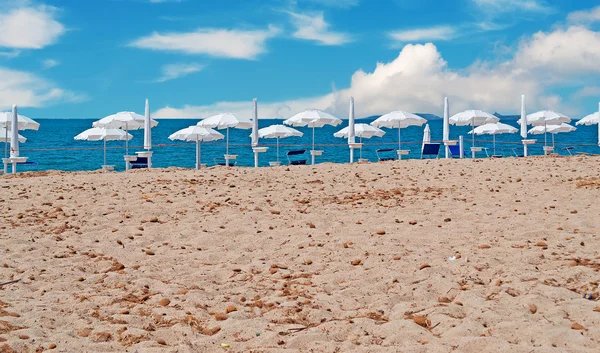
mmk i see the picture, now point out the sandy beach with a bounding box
[1,156,600,352]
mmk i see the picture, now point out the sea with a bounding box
[5,117,599,172]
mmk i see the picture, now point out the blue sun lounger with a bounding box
[420,143,440,159]
[214,158,236,166]
[287,149,307,165]
[376,148,397,161]
[448,145,465,158]
[130,157,149,169]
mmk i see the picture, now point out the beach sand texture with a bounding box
[1,157,600,352]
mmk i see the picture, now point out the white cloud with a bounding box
[0,50,20,59]
[572,86,600,99]
[155,17,600,120]
[154,43,552,119]
[0,66,85,110]
[567,6,600,24]
[156,63,204,82]
[129,26,280,59]
[472,0,554,14]
[388,26,457,43]
[149,0,183,3]
[301,0,358,8]
[514,26,600,76]
[154,95,334,119]
[0,5,65,49]
[42,59,59,69]
[289,11,352,45]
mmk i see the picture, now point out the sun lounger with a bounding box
[214,158,236,166]
[376,148,397,161]
[420,143,440,159]
[561,146,575,155]
[130,157,149,169]
[16,161,38,166]
[511,148,524,157]
[448,145,465,158]
[287,149,307,165]
[483,147,503,158]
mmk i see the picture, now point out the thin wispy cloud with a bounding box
[148,0,183,3]
[0,50,21,59]
[130,26,280,59]
[289,11,352,45]
[301,0,358,9]
[42,59,59,69]
[567,6,600,24]
[572,86,600,99]
[156,63,204,82]
[388,26,457,43]
[0,4,65,49]
[472,0,554,15]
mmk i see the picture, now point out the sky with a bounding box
[1,0,600,119]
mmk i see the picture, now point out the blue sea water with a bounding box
[5,118,600,172]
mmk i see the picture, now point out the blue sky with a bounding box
[1,0,599,118]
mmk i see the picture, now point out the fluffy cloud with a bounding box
[130,26,280,59]
[289,11,352,45]
[0,66,85,109]
[154,43,551,118]
[388,26,457,43]
[514,26,600,75]
[155,12,600,119]
[0,5,65,49]
[156,63,204,82]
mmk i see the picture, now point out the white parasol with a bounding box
[371,110,426,151]
[93,111,158,155]
[75,127,132,168]
[197,112,252,165]
[334,123,385,159]
[169,126,224,169]
[284,109,342,164]
[468,122,517,156]
[0,109,39,158]
[256,124,303,163]
[450,110,499,152]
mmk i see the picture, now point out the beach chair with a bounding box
[130,157,149,169]
[214,158,236,166]
[483,148,503,158]
[511,148,524,157]
[561,146,575,155]
[286,149,307,165]
[376,148,397,161]
[420,143,440,159]
[448,145,464,158]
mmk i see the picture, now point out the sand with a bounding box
[1,156,600,352]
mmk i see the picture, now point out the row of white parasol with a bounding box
[169,107,340,168]
[170,100,584,168]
